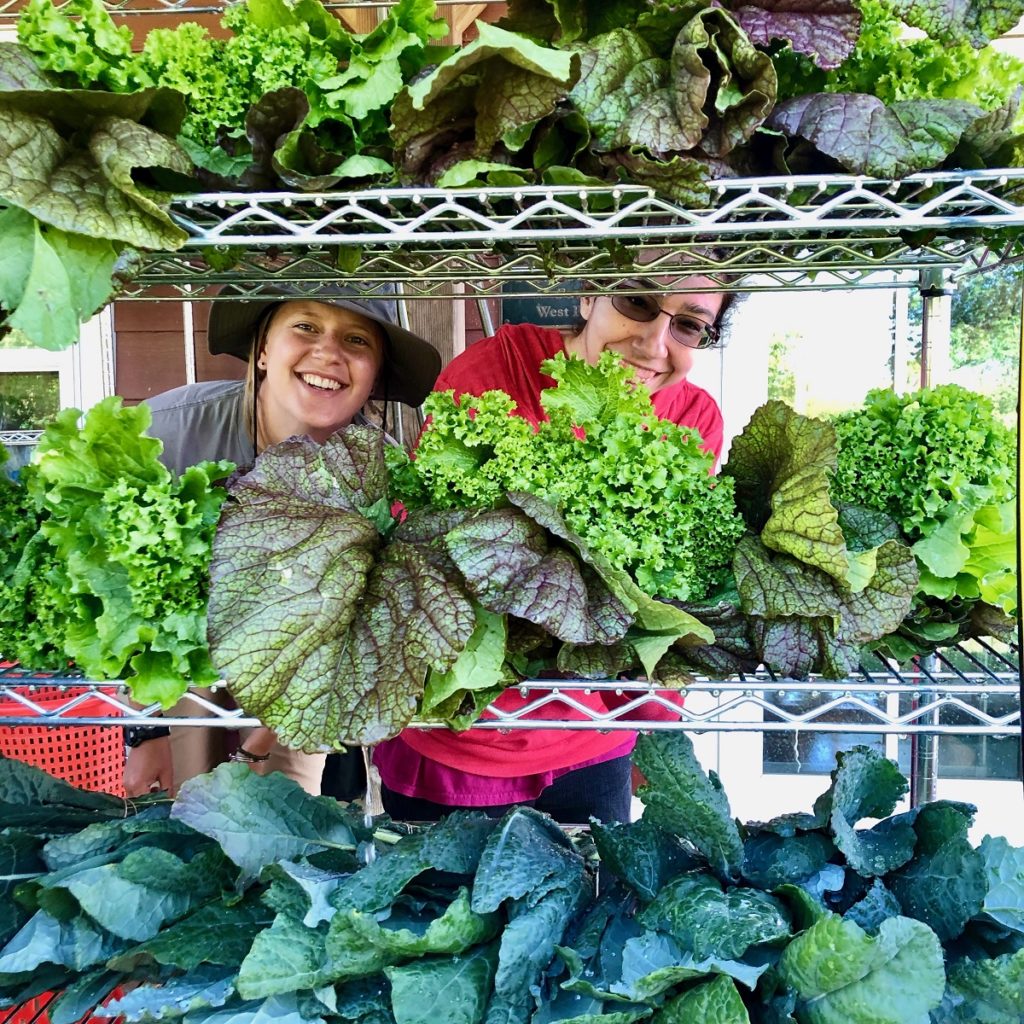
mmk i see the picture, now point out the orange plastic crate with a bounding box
[0,686,124,797]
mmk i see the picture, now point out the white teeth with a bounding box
[300,373,342,391]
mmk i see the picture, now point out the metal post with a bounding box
[918,268,953,388]
[909,661,939,808]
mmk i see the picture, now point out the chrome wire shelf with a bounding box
[1,642,1018,736]
[118,172,1024,296]
[0,430,43,447]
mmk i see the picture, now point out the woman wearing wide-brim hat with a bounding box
[122,285,440,799]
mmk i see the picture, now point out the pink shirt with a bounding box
[374,324,721,804]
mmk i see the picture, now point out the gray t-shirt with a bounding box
[143,379,382,475]
[144,380,252,476]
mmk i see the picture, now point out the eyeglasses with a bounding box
[609,293,720,349]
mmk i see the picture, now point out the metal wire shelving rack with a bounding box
[1,173,1022,760]
[113,171,1024,298]
[1,642,1018,737]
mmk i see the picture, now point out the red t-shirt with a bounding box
[378,324,724,783]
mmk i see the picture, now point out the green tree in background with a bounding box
[767,332,797,406]
[908,264,1022,422]
[0,373,59,432]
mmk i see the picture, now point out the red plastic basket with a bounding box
[1,988,124,1024]
[0,686,124,797]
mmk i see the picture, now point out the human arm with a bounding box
[124,728,174,796]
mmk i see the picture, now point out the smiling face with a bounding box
[565,277,725,395]
[254,300,386,446]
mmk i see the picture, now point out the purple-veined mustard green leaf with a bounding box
[756,615,823,679]
[777,914,945,1024]
[209,428,475,749]
[0,45,185,136]
[0,40,59,89]
[568,30,680,151]
[723,401,850,584]
[742,534,917,677]
[633,732,743,884]
[834,539,918,644]
[555,638,637,679]
[598,146,713,205]
[401,21,577,157]
[390,79,479,183]
[0,105,190,249]
[208,452,380,725]
[731,0,861,70]
[219,530,472,749]
[638,873,791,961]
[734,536,841,621]
[444,505,631,646]
[883,0,1024,47]
[238,87,312,191]
[496,0,561,43]
[507,490,712,647]
[673,8,777,157]
[767,92,985,177]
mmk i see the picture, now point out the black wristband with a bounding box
[124,723,171,748]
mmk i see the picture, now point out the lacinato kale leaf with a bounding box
[632,732,744,884]
[1,747,1022,1024]
[172,763,366,877]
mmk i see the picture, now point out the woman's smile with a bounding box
[257,300,385,445]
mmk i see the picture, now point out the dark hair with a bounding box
[567,281,744,344]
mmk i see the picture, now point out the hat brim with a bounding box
[207,296,441,407]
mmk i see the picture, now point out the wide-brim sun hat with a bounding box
[207,284,441,407]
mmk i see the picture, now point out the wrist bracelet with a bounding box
[124,723,171,748]
[229,747,271,764]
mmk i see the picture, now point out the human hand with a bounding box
[229,725,277,767]
[124,736,174,797]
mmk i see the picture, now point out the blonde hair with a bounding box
[241,305,280,448]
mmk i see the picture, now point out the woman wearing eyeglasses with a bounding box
[370,275,736,825]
